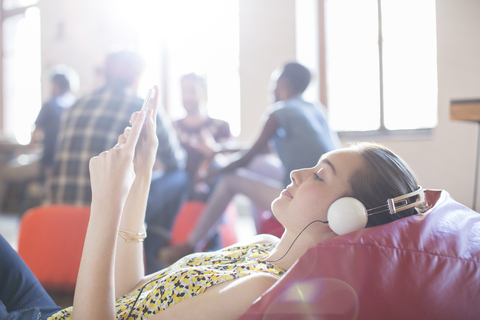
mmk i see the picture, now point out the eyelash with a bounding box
[314,173,323,181]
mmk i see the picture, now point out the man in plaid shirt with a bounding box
[46,50,188,273]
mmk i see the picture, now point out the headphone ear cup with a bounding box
[327,197,368,235]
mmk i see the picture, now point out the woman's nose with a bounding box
[290,169,303,185]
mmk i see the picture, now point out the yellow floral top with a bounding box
[48,243,284,319]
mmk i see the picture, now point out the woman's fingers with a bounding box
[99,150,109,157]
[113,127,131,150]
[129,112,139,125]
[150,85,159,127]
[124,110,146,152]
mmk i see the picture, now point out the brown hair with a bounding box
[348,143,419,227]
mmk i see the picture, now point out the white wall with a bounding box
[38,0,139,99]
[238,0,296,142]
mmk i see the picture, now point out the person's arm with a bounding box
[151,273,278,320]
[114,87,160,298]
[206,113,280,179]
[198,120,233,155]
[113,175,151,298]
[71,107,149,320]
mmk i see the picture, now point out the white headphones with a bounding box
[327,186,425,235]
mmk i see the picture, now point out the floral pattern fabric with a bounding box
[48,243,284,319]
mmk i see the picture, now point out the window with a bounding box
[1,2,41,143]
[123,0,240,136]
[324,0,438,133]
[1,0,240,140]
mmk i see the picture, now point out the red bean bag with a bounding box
[238,190,480,320]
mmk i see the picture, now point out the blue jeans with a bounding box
[0,235,60,320]
[144,170,189,274]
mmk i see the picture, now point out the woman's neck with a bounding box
[264,228,336,270]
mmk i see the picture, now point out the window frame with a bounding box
[318,0,437,140]
[0,0,37,133]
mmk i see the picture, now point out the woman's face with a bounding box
[271,148,365,234]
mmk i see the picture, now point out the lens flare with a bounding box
[263,278,359,320]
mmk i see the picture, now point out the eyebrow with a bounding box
[323,159,337,176]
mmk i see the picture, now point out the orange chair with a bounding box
[170,200,238,248]
[17,205,90,292]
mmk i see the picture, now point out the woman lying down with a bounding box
[45,98,423,319]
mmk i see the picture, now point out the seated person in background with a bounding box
[174,73,233,201]
[31,65,78,181]
[44,50,187,274]
[160,62,341,263]
[41,105,422,319]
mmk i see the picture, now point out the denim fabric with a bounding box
[144,169,189,274]
[0,235,60,320]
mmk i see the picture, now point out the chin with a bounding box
[270,198,282,218]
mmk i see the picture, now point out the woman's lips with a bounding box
[282,188,293,199]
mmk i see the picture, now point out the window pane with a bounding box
[106,0,240,136]
[325,0,380,132]
[135,0,240,136]
[296,0,320,103]
[166,0,240,136]
[382,0,438,130]
[3,7,41,144]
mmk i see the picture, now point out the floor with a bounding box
[0,194,256,310]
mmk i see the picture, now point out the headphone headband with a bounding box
[327,186,425,235]
[368,186,425,216]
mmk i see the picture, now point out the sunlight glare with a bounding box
[129,0,241,136]
[12,7,41,145]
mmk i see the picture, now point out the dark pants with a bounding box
[0,235,61,320]
[144,169,189,274]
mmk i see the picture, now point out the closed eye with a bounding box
[314,173,323,181]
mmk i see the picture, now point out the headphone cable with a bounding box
[126,220,328,316]
[265,219,328,263]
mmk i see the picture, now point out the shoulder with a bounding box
[267,101,286,115]
[251,233,280,245]
[283,97,312,110]
[65,91,97,111]
[205,117,231,138]
[173,118,188,131]
[36,101,55,117]
[207,117,230,128]
[233,234,279,247]
[151,270,277,320]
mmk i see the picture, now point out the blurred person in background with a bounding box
[45,50,187,274]
[31,65,79,182]
[173,73,233,202]
[160,62,341,264]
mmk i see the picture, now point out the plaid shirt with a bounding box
[45,87,186,206]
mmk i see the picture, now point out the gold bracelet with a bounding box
[118,229,147,242]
